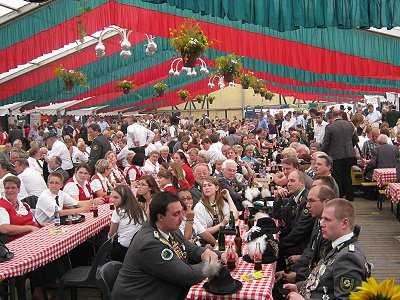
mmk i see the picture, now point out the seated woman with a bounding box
[64,164,99,201]
[125,153,145,185]
[177,189,216,247]
[173,151,195,186]
[136,175,160,218]
[241,145,260,172]
[106,151,126,186]
[0,176,39,241]
[36,172,90,223]
[108,185,146,262]
[142,151,160,177]
[212,155,227,177]
[90,159,113,201]
[194,176,238,236]
[168,162,190,189]
[157,169,178,193]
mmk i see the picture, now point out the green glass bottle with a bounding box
[218,226,225,251]
[228,211,235,229]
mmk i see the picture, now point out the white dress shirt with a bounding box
[314,121,328,145]
[117,145,129,168]
[28,157,44,175]
[47,140,73,170]
[18,167,47,198]
[126,123,155,148]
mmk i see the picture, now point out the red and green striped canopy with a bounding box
[1,0,399,113]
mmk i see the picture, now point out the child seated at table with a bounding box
[35,172,90,223]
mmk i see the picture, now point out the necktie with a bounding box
[36,159,43,170]
[55,196,60,206]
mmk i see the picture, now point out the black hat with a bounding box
[245,217,278,241]
[203,267,242,295]
[242,235,279,265]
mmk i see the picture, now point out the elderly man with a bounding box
[314,153,340,198]
[112,191,218,300]
[362,127,380,160]
[72,141,89,165]
[190,163,210,206]
[117,137,129,168]
[0,143,12,163]
[88,123,111,175]
[44,130,74,177]
[285,199,371,300]
[366,134,400,174]
[48,156,70,184]
[216,159,243,210]
[276,185,335,284]
[273,171,314,270]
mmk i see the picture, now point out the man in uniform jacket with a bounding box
[216,159,244,211]
[272,170,314,269]
[88,123,111,175]
[276,185,335,284]
[322,108,358,201]
[284,199,371,300]
[112,191,219,300]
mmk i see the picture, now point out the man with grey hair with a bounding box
[216,159,243,210]
[48,156,70,184]
[314,153,340,198]
[366,134,400,172]
[190,163,210,206]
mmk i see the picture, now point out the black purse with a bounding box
[0,243,14,263]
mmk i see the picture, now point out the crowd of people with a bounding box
[0,102,395,299]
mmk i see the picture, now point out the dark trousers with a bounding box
[332,157,357,200]
[129,146,145,155]
[109,242,128,263]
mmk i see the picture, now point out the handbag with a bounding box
[0,243,14,263]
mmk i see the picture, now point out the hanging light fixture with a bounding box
[168,57,209,77]
[207,75,236,89]
[95,26,157,59]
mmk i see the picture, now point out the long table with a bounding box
[0,204,111,280]
[372,168,397,187]
[187,222,276,300]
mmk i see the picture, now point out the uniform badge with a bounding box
[301,208,310,217]
[161,248,173,261]
[92,145,99,151]
[349,244,355,252]
[153,231,159,239]
[339,276,355,293]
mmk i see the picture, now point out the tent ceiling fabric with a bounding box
[0,0,400,114]
[141,0,400,32]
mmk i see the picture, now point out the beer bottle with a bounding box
[243,206,250,226]
[228,211,235,229]
[234,226,242,257]
[254,242,262,271]
[218,226,225,251]
[54,206,60,227]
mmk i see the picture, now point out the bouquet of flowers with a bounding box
[114,80,136,94]
[54,65,89,91]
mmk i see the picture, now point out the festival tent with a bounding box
[0,100,34,116]
[1,0,400,114]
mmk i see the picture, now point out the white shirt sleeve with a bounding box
[0,207,10,224]
[194,202,213,229]
[63,182,80,197]
[110,210,120,224]
[90,179,103,193]
[60,191,79,208]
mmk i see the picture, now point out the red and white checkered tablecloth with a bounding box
[0,204,112,280]
[372,168,398,187]
[386,183,400,205]
[187,221,275,300]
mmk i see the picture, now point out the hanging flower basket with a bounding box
[177,89,190,100]
[182,52,198,68]
[265,91,274,100]
[114,80,136,95]
[223,73,234,83]
[195,95,203,103]
[55,65,89,92]
[207,96,215,104]
[154,82,168,97]
[260,88,267,97]
[215,53,243,83]
[64,83,74,91]
[251,78,264,95]
[170,19,210,66]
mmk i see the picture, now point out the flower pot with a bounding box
[209,99,214,104]
[180,96,188,101]
[242,83,250,89]
[253,89,260,94]
[260,91,266,97]
[123,88,130,94]
[64,82,74,91]
[223,73,234,83]
[182,52,198,68]
[197,99,202,103]
[157,91,165,97]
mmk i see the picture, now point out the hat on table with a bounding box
[203,267,242,295]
